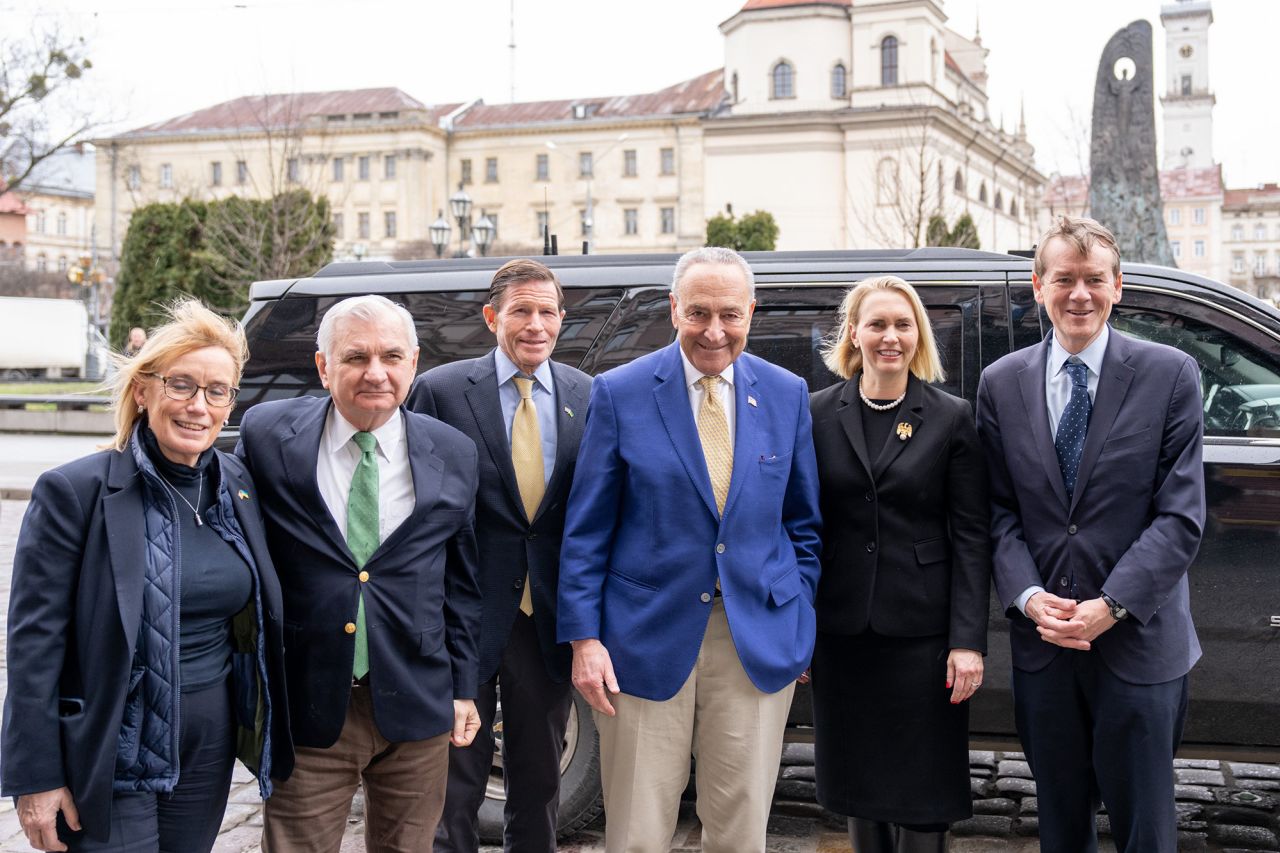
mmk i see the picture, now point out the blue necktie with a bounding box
[1055,358,1092,499]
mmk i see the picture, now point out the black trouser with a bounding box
[63,679,237,853]
[1013,651,1189,853]
[434,612,573,853]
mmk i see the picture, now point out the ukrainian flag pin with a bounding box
[564,406,575,418]
[238,489,250,500]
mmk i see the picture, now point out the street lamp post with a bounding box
[430,210,451,258]
[439,184,497,257]
[67,251,106,378]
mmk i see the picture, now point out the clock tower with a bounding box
[1160,0,1214,169]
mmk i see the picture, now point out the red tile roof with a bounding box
[119,88,457,138]
[453,70,726,130]
[739,0,849,9]
[0,191,31,216]
[1159,164,1222,200]
[1225,183,1280,207]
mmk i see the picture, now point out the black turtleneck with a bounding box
[141,426,253,693]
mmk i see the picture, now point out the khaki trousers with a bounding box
[262,683,450,853]
[594,598,795,853]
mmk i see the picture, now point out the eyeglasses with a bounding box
[146,373,239,408]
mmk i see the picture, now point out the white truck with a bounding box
[0,296,109,380]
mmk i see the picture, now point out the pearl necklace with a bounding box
[858,377,906,411]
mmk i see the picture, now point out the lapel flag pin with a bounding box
[237,489,250,500]
[564,405,575,418]
[747,395,758,408]
[896,422,913,442]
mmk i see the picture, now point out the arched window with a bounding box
[771,61,794,99]
[1010,199,1019,219]
[954,169,965,194]
[831,63,847,99]
[881,36,899,86]
[979,182,988,204]
[994,190,1003,210]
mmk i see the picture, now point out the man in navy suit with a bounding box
[559,247,822,853]
[407,259,590,853]
[237,295,483,852]
[976,217,1205,853]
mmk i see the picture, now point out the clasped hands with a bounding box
[1026,592,1117,650]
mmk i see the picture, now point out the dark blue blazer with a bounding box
[976,329,1205,684]
[407,351,590,684]
[558,344,823,700]
[0,445,290,841]
[236,397,482,747]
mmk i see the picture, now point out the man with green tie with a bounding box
[237,294,483,851]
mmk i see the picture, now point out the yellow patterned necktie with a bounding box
[511,376,544,615]
[697,375,733,515]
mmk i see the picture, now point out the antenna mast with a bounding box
[508,0,516,103]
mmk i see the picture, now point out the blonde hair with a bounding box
[108,300,248,451]
[820,276,945,382]
[1034,215,1121,278]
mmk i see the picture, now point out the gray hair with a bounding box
[671,247,755,301]
[316,294,418,359]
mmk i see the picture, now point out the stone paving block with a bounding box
[229,782,266,804]
[970,777,993,798]
[1013,816,1039,836]
[997,759,1033,779]
[231,763,254,784]
[1097,813,1111,836]
[1237,779,1280,791]
[779,764,815,781]
[1177,784,1217,803]
[995,777,1037,797]
[996,751,1026,761]
[211,823,263,853]
[1210,823,1280,847]
[780,743,814,765]
[1230,763,1280,781]
[951,814,1014,836]
[970,766,993,779]
[774,778,816,801]
[973,797,1017,816]
[218,802,261,832]
[1175,831,1209,851]
[1020,796,1038,816]
[1214,787,1278,812]
[1176,801,1205,823]
[1175,758,1223,770]
[1176,767,1227,786]
[968,750,996,768]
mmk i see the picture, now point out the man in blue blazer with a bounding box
[237,295,483,851]
[559,247,822,853]
[976,217,1205,853]
[408,259,590,853]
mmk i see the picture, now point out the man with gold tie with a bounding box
[237,294,483,851]
[408,259,591,853]
[558,247,823,853]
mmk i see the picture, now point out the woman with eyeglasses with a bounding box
[1,300,292,853]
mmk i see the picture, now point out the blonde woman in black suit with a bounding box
[808,276,991,853]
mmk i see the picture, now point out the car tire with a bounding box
[477,689,604,843]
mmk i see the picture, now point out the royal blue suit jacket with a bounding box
[237,397,482,746]
[557,343,823,700]
[975,329,1205,684]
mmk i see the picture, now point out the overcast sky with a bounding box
[11,0,1278,188]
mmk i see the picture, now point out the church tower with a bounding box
[1160,0,1214,169]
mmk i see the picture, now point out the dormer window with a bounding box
[771,61,794,100]
[831,63,847,99]
[881,36,899,86]
[572,103,600,119]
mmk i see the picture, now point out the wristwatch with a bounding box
[1101,593,1129,621]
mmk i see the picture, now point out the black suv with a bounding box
[227,248,1280,840]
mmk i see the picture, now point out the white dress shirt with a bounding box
[679,346,736,445]
[494,347,557,485]
[316,405,415,546]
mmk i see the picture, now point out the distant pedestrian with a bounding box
[1,299,291,852]
[123,326,147,357]
[809,276,991,853]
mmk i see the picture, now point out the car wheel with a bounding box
[476,689,604,843]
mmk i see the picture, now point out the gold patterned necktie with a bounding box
[697,375,733,515]
[511,376,544,615]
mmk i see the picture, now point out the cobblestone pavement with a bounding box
[2,498,1278,851]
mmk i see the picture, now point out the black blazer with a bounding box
[809,375,991,652]
[0,444,290,841]
[407,351,590,684]
[236,397,482,747]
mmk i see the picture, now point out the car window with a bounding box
[1110,290,1280,439]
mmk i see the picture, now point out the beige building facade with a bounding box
[1223,184,1280,301]
[17,148,97,276]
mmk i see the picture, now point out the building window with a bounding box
[1232,253,1245,273]
[160,163,173,188]
[36,254,47,272]
[1010,199,1019,218]
[56,212,67,236]
[771,61,794,99]
[384,155,396,180]
[1171,240,1182,258]
[461,159,473,185]
[34,212,45,233]
[127,165,141,190]
[881,36,899,86]
[661,206,675,235]
[237,161,248,185]
[536,153,549,181]
[486,157,498,183]
[384,211,397,239]
[358,212,370,239]
[1255,254,1267,275]
[979,182,988,204]
[287,158,299,183]
[954,169,965,194]
[623,149,637,178]
[1181,74,1192,95]
[578,152,593,179]
[624,208,638,235]
[831,63,847,99]
[1193,207,1205,224]
[661,147,675,176]
[994,190,1004,211]
[333,212,344,239]
[1194,240,1205,257]
[211,161,222,187]
[358,156,370,181]
[1231,224,1244,241]
[1255,224,1267,241]
[536,211,549,239]
[1168,207,1181,225]
[333,158,344,181]
[57,255,68,273]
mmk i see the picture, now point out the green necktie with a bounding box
[347,431,379,680]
